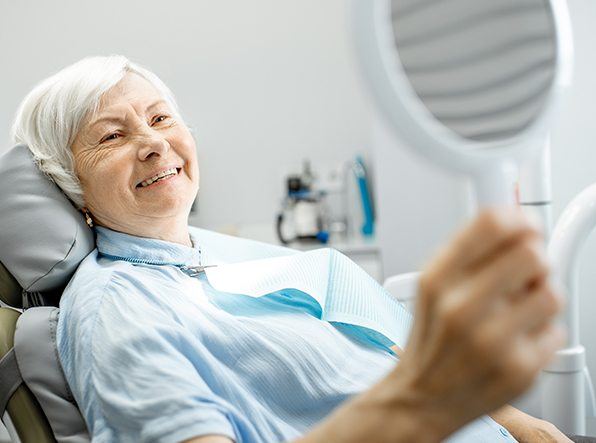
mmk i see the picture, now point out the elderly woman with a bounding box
[11,56,574,443]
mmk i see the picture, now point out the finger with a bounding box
[424,208,542,290]
[503,282,564,334]
[494,323,566,395]
[415,237,550,339]
[456,236,550,308]
[524,323,567,370]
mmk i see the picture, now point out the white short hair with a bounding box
[11,55,181,208]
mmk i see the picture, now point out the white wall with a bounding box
[372,0,596,435]
[0,0,373,229]
[372,114,472,276]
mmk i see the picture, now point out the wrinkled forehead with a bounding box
[90,72,167,121]
[102,73,160,108]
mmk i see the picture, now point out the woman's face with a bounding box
[71,73,199,238]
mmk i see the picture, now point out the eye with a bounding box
[100,132,121,143]
[152,115,169,125]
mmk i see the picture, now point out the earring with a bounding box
[83,209,94,228]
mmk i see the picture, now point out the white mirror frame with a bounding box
[351,0,573,204]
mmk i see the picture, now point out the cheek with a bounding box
[85,170,121,208]
[190,150,199,177]
[175,132,199,176]
[78,153,133,204]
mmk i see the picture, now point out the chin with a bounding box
[146,199,192,217]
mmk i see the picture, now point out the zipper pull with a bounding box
[179,264,217,278]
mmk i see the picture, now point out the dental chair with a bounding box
[0,145,93,442]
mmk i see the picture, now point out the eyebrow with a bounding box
[88,99,169,129]
[146,99,168,112]
[88,115,125,129]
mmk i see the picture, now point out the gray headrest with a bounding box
[0,145,95,298]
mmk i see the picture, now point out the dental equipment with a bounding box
[544,185,596,433]
[350,0,594,435]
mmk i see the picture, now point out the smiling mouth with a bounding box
[136,168,182,188]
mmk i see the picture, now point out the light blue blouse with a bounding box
[56,226,516,443]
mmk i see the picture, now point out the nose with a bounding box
[137,132,170,161]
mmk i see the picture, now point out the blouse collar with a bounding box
[95,225,202,267]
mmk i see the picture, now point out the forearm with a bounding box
[489,404,571,443]
[490,404,525,432]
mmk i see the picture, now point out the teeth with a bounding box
[140,168,178,188]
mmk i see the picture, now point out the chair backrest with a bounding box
[0,308,57,443]
[0,256,91,442]
[15,308,90,442]
[0,275,90,442]
[0,145,95,442]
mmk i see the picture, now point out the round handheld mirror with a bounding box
[352,0,572,206]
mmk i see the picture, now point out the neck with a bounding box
[96,215,192,247]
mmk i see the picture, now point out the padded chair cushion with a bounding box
[0,145,94,296]
[14,307,89,442]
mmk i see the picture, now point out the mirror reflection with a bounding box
[392,0,557,142]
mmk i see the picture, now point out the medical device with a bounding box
[276,163,329,245]
[545,186,596,433]
[350,0,596,435]
[351,156,375,237]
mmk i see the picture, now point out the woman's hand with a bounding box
[382,208,566,439]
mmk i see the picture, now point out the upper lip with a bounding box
[136,165,182,187]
